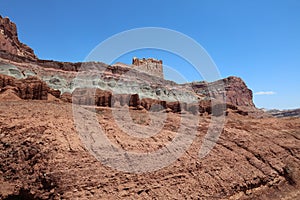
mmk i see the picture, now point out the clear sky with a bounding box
[1,0,299,109]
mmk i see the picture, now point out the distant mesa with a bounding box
[267,108,300,118]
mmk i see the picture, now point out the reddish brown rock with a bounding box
[60,92,72,103]
[166,101,181,113]
[140,98,166,111]
[112,93,140,107]
[72,88,113,107]
[1,101,299,200]
[48,88,61,98]
[0,73,15,87]
[72,89,142,109]
[190,76,254,108]
[129,94,140,107]
[0,16,37,60]
[72,88,97,105]
[1,17,299,200]
[132,57,163,78]
[95,89,112,107]
[0,74,50,100]
[0,86,21,101]
[15,76,49,100]
[223,76,254,107]
[198,100,212,114]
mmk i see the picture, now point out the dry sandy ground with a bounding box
[0,100,300,199]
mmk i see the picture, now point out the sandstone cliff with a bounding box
[188,76,254,107]
[0,74,60,100]
[0,16,37,60]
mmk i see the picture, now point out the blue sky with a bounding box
[1,0,299,109]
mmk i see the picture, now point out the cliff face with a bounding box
[0,74,60,100]
[0,16,256,112]
[132,57,164,79]
[0,16,37,60]
[189,76,254,107]
[223,76,254,107]
[0,15,256,113]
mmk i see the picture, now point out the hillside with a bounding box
[0,16,299,200]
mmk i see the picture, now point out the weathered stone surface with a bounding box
[72,88,113,107]
[112,93,140,107]
[166,101,181,113]
[189,76,254,108]
[61,92,72,103]
[0,16,37,60]
[0,73,15,87]
[0,101,299,200]
[0,86,21,101]
[140,98,166,111]
[0,74,50,100]
[223,76,254,107]
[48,88,61,98]
[69,88,243,116]
[95,89,112,107]
[132,57,163,78]
[0,16,255,113]
[15,76,49,100]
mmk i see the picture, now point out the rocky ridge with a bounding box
[0,16,37,60]
[0,57,256,115]
[0,17,255,112]
[1,16,299,200]
[0,73,61,101]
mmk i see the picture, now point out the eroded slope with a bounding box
[0,101,299,199]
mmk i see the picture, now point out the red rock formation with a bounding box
[0,75,246,116]
[0,16,256,115]
[0,86,21,101]
[72,88,112,107]
[60,92,72,103]
[15,77,49,100]
[70,89,242,116]
[190,76,254,108]
[129,94,140,107]
[111,93,140,107]
[95,89,112,107]
[0,73,15,87]
[0,74,60,100]
[132,57,164,78]
[1,101,299,199]
[49,88,61,98]
[0,16,37,60]
[166,101,181,113]
[72,89,143,109]
[223,76,254,107]
[140,98,165,111]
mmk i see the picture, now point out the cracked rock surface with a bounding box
[0,101,299,199]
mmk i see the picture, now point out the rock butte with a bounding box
[0,16,299,200]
